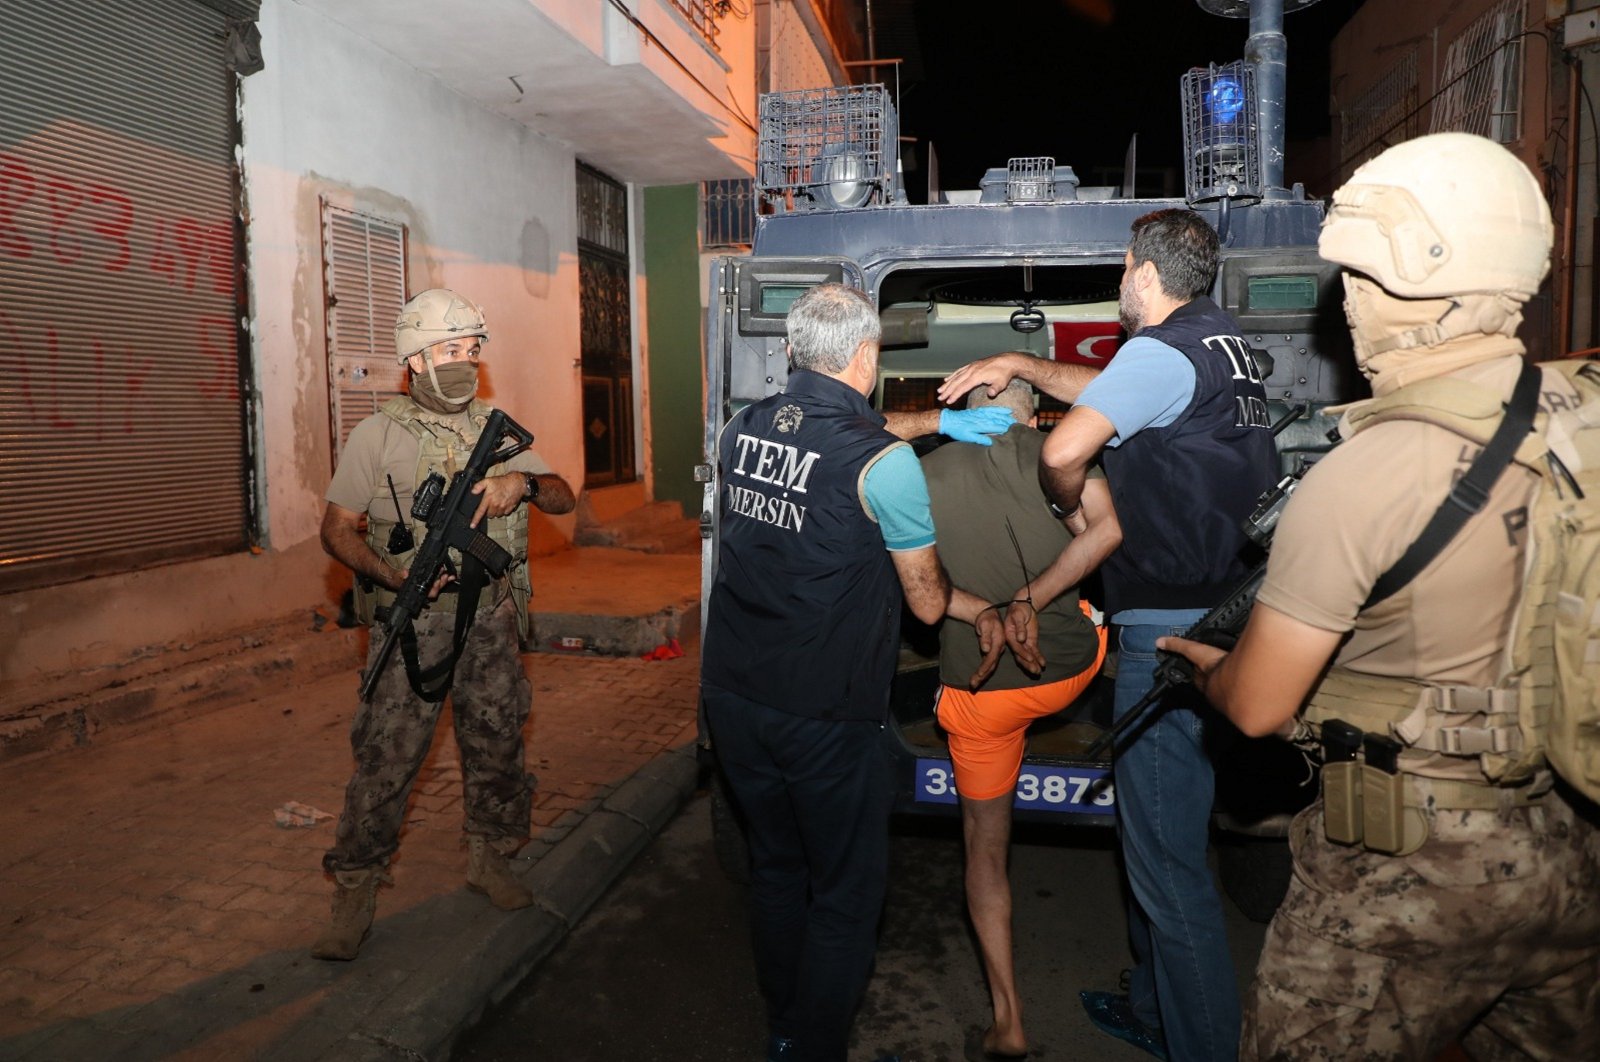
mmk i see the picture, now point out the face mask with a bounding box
[411,360,478,413]
[1342,274,1525,396]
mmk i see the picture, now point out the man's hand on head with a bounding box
[940,406,1014,445]
[937,353,1027,406]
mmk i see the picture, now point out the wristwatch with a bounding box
[521,472,541,504]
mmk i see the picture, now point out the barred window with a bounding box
[1339,50,1419,178]
[702,178,756,249]
[1431,0,1524,143]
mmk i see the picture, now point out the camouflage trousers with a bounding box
[1243,789,1600,1061]
[323,596,534,874]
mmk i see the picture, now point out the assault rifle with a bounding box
[1084,406,1314,758]
[359,408,535,702]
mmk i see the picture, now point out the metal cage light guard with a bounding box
[756,83,897,212]
[1006,157,1057,203]
[1182,60,1262,203]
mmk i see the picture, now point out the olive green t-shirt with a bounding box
[921,425,1101,690]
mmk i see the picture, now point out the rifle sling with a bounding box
[1362,361,1541,610]
[398,552,491,703]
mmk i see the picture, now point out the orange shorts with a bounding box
[937,621,1108,801]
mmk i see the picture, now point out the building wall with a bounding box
[1329,0,1566,355]
[3,0,762,724]
[3,0,587,693]
[768,0,842,91]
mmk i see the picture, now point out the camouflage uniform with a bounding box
[1247,358,1600,1058]
[1245,795,1600,1060]
[323,594,533,873]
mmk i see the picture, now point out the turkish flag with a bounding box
[1051,320,1123,368]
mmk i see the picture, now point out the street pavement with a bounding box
[0,548,703,1061]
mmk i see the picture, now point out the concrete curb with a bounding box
[275,744,701,1061]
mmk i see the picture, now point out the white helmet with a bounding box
[1319,132,1552,300]
[393,288,488,364]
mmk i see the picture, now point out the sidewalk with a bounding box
[0,549,704,1061]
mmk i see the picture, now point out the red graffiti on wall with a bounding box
[0,151,229,294]
[0,143,241,442]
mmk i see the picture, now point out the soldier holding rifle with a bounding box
[312,288,574,961]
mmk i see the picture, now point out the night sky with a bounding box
[901,0,1365,197]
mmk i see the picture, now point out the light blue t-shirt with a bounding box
[1075,336,1197,447]
[861,442,936,550]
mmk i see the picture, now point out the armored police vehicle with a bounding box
[699,0,1357,919]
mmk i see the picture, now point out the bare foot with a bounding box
[982,1023,1028,1058]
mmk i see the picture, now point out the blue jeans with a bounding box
[1113,619,1240,1062]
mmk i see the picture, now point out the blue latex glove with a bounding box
[940,406,1015,445]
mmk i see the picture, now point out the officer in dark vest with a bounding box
[703,283,953,1062]
[940,209,1277,1061]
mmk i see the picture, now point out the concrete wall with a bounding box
[769,0,841,91]
[1329,0,1552,185]
[246,0,584,553]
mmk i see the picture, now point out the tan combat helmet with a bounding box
[394,288,489,364]
[1319,132,1552,300]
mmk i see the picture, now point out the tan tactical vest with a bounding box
[353,397,532,638]
[1302,368,1583,811]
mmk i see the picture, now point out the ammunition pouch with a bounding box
[1317,716,1548,857]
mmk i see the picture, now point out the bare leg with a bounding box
[962,793,1026,1057]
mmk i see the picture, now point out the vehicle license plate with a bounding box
[913,757,1115,814]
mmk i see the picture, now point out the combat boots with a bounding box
[466,834,534,910]
[309,866,386,961]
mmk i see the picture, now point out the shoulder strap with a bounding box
[1364,361,1542,609]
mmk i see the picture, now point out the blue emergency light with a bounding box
[1182,60,1261,203]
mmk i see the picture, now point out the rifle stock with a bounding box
[358,408,535,701]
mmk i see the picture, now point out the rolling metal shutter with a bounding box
[0,0,249,593]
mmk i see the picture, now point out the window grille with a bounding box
[702,178,756,248]
[1430,0,1524,143]
[322,204,407,462]
[578,164,629,255]
[1340,50,1419,176]
[669,1,721,52]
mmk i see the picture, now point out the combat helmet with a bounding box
[1319,132,1552,300]
[394,288,489,364]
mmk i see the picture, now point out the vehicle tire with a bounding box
[709,770,751,885]
[1217,834,1292,924]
